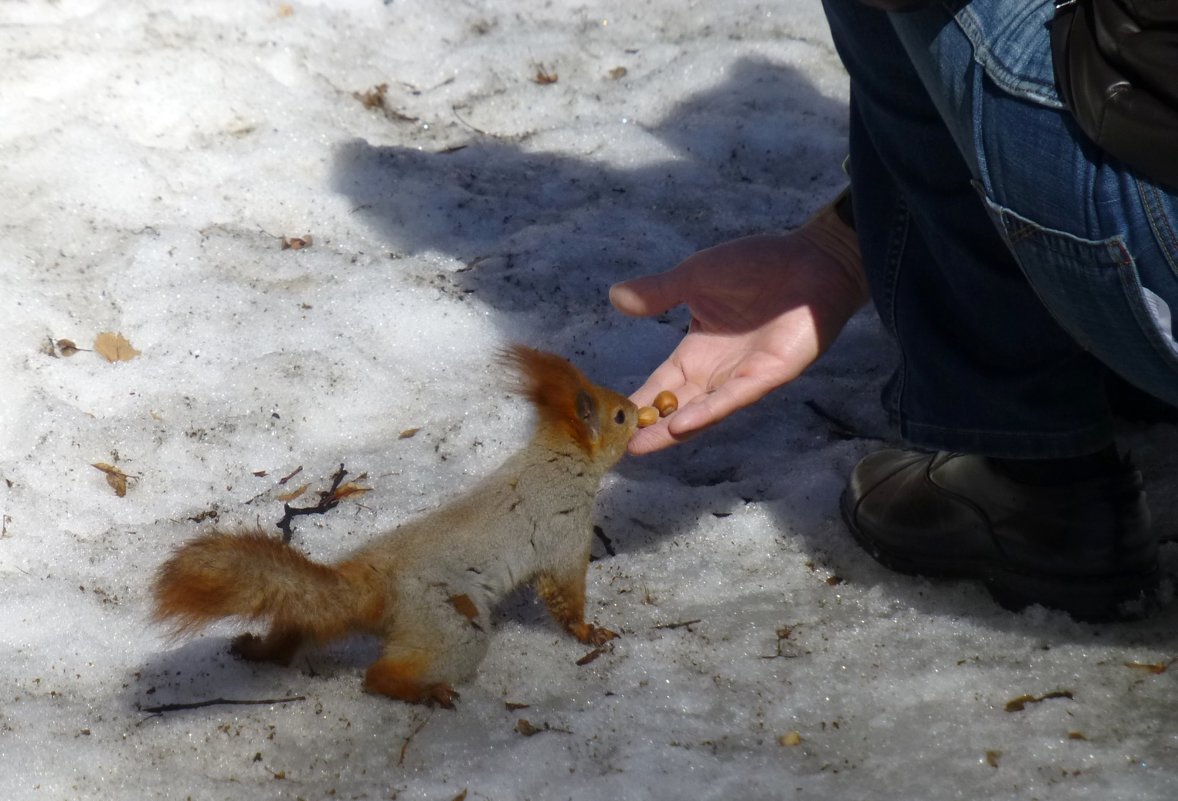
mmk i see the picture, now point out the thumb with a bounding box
[609,270,686,318]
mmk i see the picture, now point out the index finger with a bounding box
[627,358,694,408]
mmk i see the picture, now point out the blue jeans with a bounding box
[822,0,1178,458]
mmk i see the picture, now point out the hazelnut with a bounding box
[653,390,679,417]
[636,406,660,428]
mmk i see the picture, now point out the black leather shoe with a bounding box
[840,450,1158,621]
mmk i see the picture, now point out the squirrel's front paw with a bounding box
[571,622,618,646]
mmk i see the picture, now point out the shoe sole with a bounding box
[839,488,1159,623]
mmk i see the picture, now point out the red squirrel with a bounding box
[152,345,638,707]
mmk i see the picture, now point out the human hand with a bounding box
[610,201,869,454]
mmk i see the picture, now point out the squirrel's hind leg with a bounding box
[364,649,460,708]
[364,608,490,707]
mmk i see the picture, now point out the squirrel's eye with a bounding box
[614,409,626,425]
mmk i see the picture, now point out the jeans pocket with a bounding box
[953,0,1062,108]
[980,194,1178,405]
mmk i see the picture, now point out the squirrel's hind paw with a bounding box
[364,657,460,708]
[230,629,302,666]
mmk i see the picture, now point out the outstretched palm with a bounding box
[611,208,868,454]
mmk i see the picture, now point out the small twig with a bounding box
[276,463,349,542]
[451,104,491,136]
[576,646,608,666]
[653,619,702,632]
[515,718,572,737]
[399,715,431,766]
[139,696,306,715]
[278,465,304,485]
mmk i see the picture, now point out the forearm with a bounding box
[793,190,871,319]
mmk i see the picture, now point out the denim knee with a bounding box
[888,0,1178,407]
[825,0,1119,456]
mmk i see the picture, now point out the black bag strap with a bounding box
[1051,0,1178,190]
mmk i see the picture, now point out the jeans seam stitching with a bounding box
[1138,181,1178,279]
[1117,263,1178,366]
[951,1,1063,108]
[1006,222,1035,246]
[990,198,1133,268]
[885,199,910,424]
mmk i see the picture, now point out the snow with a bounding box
[2,1,1176,799]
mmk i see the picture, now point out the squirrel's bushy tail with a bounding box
[152,530,384,642]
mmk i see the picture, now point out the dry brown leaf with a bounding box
[1125,660,1168,674]
[1068,731,1088,741]
[1005,690,1074,713]
[331,482,371,501]
[515,719,542,737]
[277,483,309,503]
[778,731,802,747]
[56,339,81,357]
[92,462,131,497]
[277,3,294,17]
[505,702,530,712]
[399,427,421,439]
[985,750,1002,768]
[355,83,389,110]
[281,234,313,250]
[533,65,558,84]
[94,332,140,362]
[608,66,627,80]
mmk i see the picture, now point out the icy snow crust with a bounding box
[2,1,1176,799]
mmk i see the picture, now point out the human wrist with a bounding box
[795,193,869,308]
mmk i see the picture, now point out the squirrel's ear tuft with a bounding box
[499,344,599,452]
